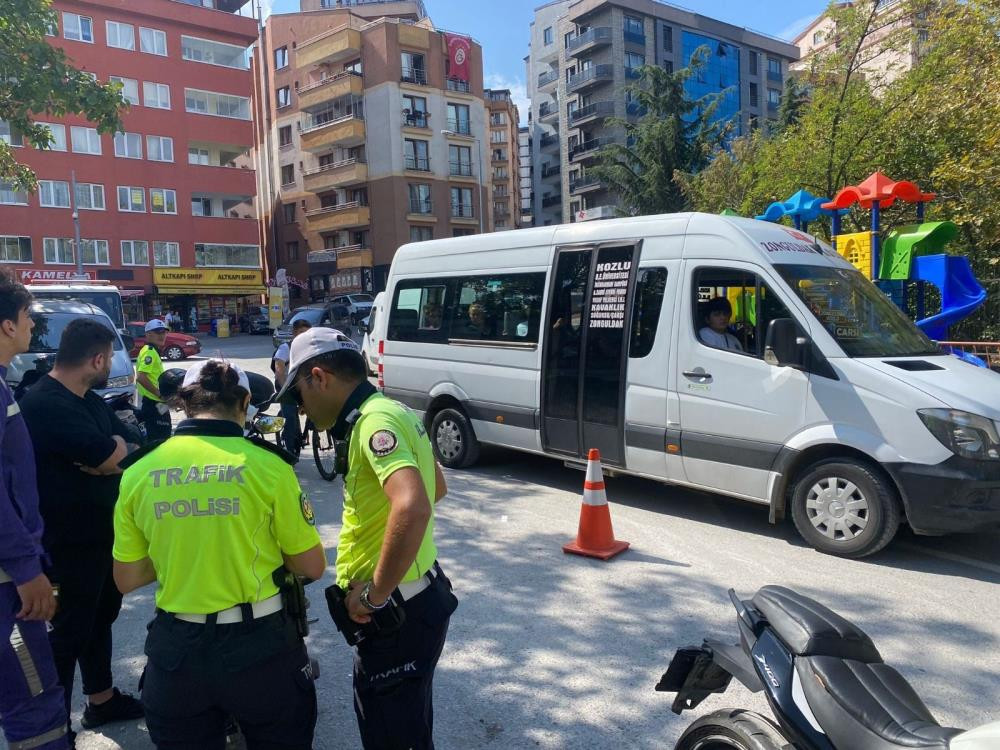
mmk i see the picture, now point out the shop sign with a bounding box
[268,286,285,329]
[20,269,95,281]
[154,269,263,286]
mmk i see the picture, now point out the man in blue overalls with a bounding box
[0,270,70,749]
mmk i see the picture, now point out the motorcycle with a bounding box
[658,586,998,749]
[103,390,146,445]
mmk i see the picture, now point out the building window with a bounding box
[276,86,291,108]
[80,239,110,265]
[564,30,576,49]
[146,136,174,162]
[43,238,75,264]
[38,123,66,151]
[109,76,140,105]
[121,240,149,265]
[403,94,428,127]
[63,13,93,42]
[446,103,470,134]
[71,126,101,154]
[283,203,296,223]
[625,51,645,72]
[812,30,824,45]
[543,26,553,45]
[409,226,432,242]
[188,147,209,165]
[105,20,135,50]
[749,81,759,107]
[181,35,248,69]
[748,50,759,75]
[450,186,473,218]
[280,164,295,186]
[191,197,211,216]
[286,241,299,261]
[114,132,143,159]
[140,27,167,56]
[404,139,430,171]
[75,183,105,210]
[278,125,292,147]
[150,188,177,214]
[45,19,57,36]
[154,241,180,266]
[194,243,260,268]
[184,88,251,119]
[38,180,70,208]
[624,15,644,36]
[767,87,781,108]
[117,186,146,212]
[143,82,171,109]
[274,46,289,69]
[449,144,472,176]
[401,52,426,84]
[0,121,24,147]
[453,228,474,237]
[663,24,673,52]
[0,236,32,263]
[767,57,782,78]
[408,183,432,214]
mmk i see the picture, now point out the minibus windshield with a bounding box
[776,264,941,358]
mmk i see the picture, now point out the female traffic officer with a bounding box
[111,359,326,749]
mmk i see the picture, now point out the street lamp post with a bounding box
[441,129,485,234]
[70,170,84,279]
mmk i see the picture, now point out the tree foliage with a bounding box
[0,0,125,190]
[587,49,732,216]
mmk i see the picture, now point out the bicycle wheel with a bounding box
[313,427,338,481]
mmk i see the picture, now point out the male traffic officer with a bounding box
[136,320,171,442]
[0,270,70,749]
[276,329,456,750]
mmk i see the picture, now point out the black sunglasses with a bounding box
[288,371,315,406]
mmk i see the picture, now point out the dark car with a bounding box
[127,321,202,361]
[271,304,358,350]
[248,305,271,334]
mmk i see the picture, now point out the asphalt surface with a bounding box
[7,332,999,750]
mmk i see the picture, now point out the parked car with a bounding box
[8,300,136,401]
[360,292,385,376]
[330,293,374,323]
[247,305,271,335]
[127,321,202,361]
[271,304,359,350]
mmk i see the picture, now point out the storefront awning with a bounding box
[156,286,266,296]
[119,289,146,298]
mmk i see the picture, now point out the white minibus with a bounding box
[377,213,1000,557]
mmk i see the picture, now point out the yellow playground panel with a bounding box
[835,231,873,278]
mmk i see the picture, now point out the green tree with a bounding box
[587,49,733,216]
[776,77,808,132]
[0,0,125,190]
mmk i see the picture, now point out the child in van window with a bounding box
[699,297,744,351]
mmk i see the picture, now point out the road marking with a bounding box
[899,542,1000,576]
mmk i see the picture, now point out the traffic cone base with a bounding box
[563,449,629,560]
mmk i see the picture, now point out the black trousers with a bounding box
[353,567,458,750]
[142,610,316,750]
[47,547,122,723]
[279,401,302,458]
[140,398,172,443]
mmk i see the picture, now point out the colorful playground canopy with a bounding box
[822,171,936,211]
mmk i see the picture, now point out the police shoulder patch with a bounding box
[143,355,153,365]
[369,429,398,457]
[300,492,315,526]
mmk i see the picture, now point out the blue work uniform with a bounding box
[0,365,69,750]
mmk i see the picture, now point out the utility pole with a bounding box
[70,170,84,279]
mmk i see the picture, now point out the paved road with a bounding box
[10,333,998,749]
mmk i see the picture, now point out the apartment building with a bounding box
[254,0,488,301]
[485,89,521,231]
[526,0,799,223]
[0,0,260,324]
[518,125,533,226]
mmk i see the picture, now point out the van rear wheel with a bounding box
[790,459,900,558]
[431,408,480,469]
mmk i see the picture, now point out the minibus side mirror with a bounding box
[359,321,369,334]
[764,318,807,368]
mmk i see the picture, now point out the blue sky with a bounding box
[265,0,829,121]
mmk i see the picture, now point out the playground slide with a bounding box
[912,254,987,341]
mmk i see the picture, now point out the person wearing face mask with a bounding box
[112,359,326,749]
[20,318,144,744]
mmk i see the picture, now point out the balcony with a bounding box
[398,23,429,50]
[570,136,613,162]
[491,151,508,164]
[539,133,559,150]
[538,101,559,124]
[446,78,471,94]
[541,163,560,179]
[570,100,614,126]
[623,30,646,47]
[404,155,430,172]
[296,26,361,69]
[767,101,779,113]
[402,112,430,129]
[768,69,783,83]
[451,203,475,220]
[625,66,642,80]
[401,66,427,86]
[567,26,611,56]
[541,194,562,208]
[300,114,365,153]
[449,161,473,177]
[307,248,338,265]
[567,64,614,93]
[446,118,471,135]
[334,245,374,269]
[570,174,601,194]
[537,69,559,90]
[308,243,372,266]
[304,201,370,232]
[408,198,433,216]
[575,204,616,221]
[303,158,367,193]
[296,71,363,110]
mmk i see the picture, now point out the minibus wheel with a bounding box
[790,459,900,558]
[431,408,481,469]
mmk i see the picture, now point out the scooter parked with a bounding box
[658,586,999,749]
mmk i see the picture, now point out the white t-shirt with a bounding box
[699,327,743,352]
[273,342,290,363]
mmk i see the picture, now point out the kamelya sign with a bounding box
[20,270,95,281]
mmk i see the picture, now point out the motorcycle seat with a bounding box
[797,655,962,750]
[752,585,882,663]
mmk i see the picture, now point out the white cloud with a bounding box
[776,13,817,42]
[485,73,529,126]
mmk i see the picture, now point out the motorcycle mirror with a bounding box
[255,415,285,435]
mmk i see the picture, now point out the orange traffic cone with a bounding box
[563,449,629,560]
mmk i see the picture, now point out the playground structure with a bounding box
[753,173,987,354]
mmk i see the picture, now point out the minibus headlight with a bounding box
[917,409,1000,461]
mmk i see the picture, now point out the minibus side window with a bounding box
[388,282,447,342]
[449,273,545,344]
[693,267,793,357]
[629,268,667,358]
